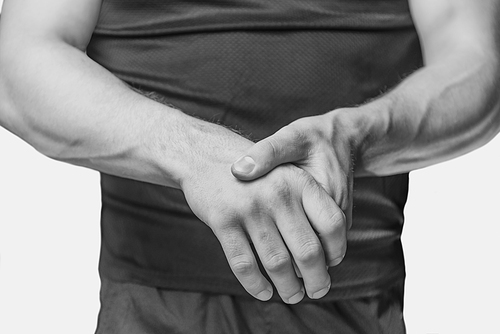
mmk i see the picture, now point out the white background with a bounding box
[1,1,499,333]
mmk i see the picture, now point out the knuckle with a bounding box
[295,240,323,265]
[207,201,242,226]
[263,252,291,273]
[284,123,307,142]
[266,178,293,206]
[230,256,256,277]
[266,136,282,160]
[256,229,273,244]
[301,171,318,189]
[274,185,293,205]
[238,200,261,219]
[330,210,346,226]
[322,210,345,234]
[204,210,222,228]
[283,124,301,141]
[212,219,241,236]
[222,197,261,221]
[267,124,308,160]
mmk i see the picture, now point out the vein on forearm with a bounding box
[355,50,500,177]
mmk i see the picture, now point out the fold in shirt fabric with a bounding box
[86,0,423,301]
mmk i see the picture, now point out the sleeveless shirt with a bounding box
[87,0,422,301]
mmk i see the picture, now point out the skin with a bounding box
[0,0,342,303]
[231,0,500,227]
[0,0,499,305]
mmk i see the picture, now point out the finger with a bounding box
[274,204,331,300]
[214,224,273,301]
[231,127,307,181]
[328,168,353,231]
[246,219,305,304]
[292,259,303,278]
[302,179,347,268]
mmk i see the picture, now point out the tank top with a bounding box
[87,0,422,301]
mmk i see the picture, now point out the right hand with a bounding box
[180,123,347,304]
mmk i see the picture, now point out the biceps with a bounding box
[0,0,102,50]
[409,0,500,63]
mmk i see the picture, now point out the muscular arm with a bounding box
[0,0,346,303]
[0,0,198,188]
[231,0,500,218]
[352,0,500,176]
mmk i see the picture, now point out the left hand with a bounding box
[231,112,355,267]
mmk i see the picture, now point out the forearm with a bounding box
[344,48,500,177]
[0,39,248,188]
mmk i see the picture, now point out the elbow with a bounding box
[0,44,86,162]
[482,62,500,144]
[0,64,27,145]
[0,52,14,131]
[485,99,500,143]
[472,92,500,152]
[0,67,74,161]
[0,44,29,137]
[465,55,500,150]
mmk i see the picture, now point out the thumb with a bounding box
[231,130,306,181]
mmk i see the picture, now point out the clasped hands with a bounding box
[182,110,356,304]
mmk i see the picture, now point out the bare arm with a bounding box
[231,0,500,220]
[0,0,347,303]
[0,0,199,188]
[352,0,500,176]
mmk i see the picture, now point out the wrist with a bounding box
[333,95,423,177]
[172,115,253,191]
[327,106,375,177]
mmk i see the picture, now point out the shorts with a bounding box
[95,277,406,334]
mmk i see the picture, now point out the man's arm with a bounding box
[0,0,347,303]
[352,0,500,176]
[231,0,500,219]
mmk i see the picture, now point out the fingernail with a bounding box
[312,283,331,300]
[256,289,273,301]
[233,156,255,174]
[329,255,345,266]
[287,287,305,304]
